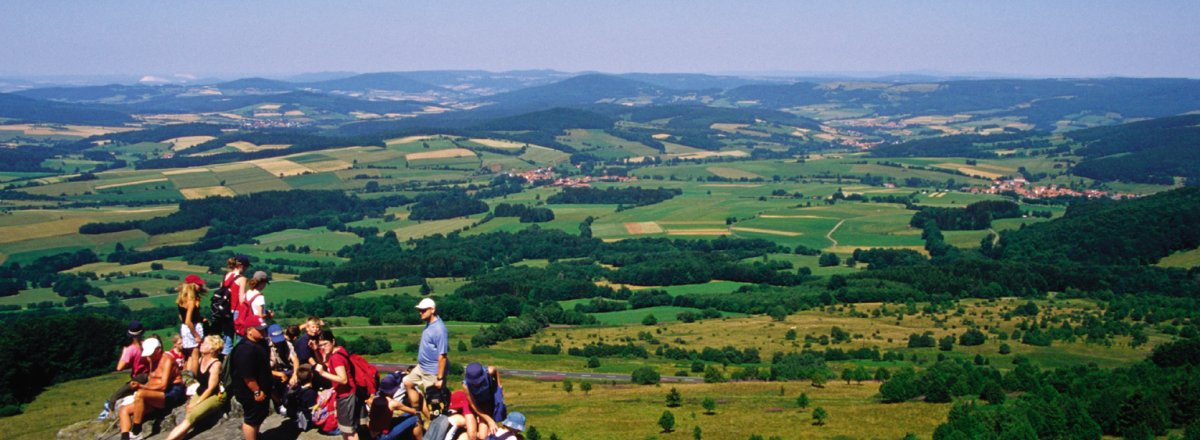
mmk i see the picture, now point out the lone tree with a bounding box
[659,410,675,433]
[642,314,658,325]
[702,397,717,415]
[797,393,810,409]
[842,368,854,384]
[666,387,682,407]
[632,366,661,385]
[580,381,592,395]
[812,407,829,426]
[562,379,573,394]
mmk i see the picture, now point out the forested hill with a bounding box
[1067,114,1200,185]
[0,93,133,125]
[996,186,1200,265]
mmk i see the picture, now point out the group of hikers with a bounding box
[98,255,527,440]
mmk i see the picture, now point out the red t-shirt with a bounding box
[327,347,356,398]
[224,271,243,307]
[449,390,473,415]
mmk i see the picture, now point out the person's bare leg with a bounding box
[242,423,258,440]
[118,405,133,433]
[165,420,192,440]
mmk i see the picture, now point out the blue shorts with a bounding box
[164,383,187,408]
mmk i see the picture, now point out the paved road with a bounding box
[371,363,702,383]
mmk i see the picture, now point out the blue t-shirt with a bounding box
[418,317,448,374]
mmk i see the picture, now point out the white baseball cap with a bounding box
[415,298,436,310]
[140,338,161,357]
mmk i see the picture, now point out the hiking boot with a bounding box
[129,433,143,440]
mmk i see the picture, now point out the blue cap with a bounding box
[502,412,525,432]
[267,324,285,344]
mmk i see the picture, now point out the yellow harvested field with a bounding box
[594,280,654,291]
[386,135,436,145]
[303,160,352,173]
[164,136,216,151]
[665,228,730,236]
[216,112,244,120]
[257,104,282,110]
[651,133,671,139]
[138,113,202,123]
[405,148,476,161]
[161,168,211,176]
[973,163,1017,173]
[69,259,212,277]
[0,124,136,137]
[657,221,725,226]
[253,112,282,118]
[470,138,526,149]
[284,110,305,116]
[252,159,312,177]
[623,222,664,235]
[671,150,750,160]
[94,177,168,190]
[179,186,236,199]
[228,141,291,152]
[933,163,1006,180]
[706,166,763,179]
[731,226,802,236]
[351,111,382,119]
[710,123,748,132]
[0,207,173,244]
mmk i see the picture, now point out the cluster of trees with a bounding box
[0,249,100,297]
[909,200,1022,231]
[492,203,555,223]
[0,314,126,415]
[870,131,1048,158]
[928,338,1200,439]
[409,189,488,220]
[546,186,682,206]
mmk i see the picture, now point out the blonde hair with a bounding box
[175,282,205,309]
[246,277,267,291]
[227,257,240,270]
[202,335,224,354]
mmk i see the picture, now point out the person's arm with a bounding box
[388,397,418,415]
[190,361,221,409]
[116,347,132,371]
[436,354,447,388]
[490,366,501,388]
[235,277,248,302]
[242,376,267,402]
[317,363,349,386]
[288,348,300,386]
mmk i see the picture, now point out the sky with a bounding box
[2,0,1199,79]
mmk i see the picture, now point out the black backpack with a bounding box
[210,274,240,323]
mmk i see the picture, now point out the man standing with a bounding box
[230,324,272,440]
[315,330,359,440]
[403,298,448,421]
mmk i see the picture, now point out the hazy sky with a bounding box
[3,0,1198,78]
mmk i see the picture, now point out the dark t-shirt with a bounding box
[295,333,315,364]
[230,338,272,402]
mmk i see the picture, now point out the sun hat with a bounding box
[184,274,205,287]
[415,298,436,310]
[379,372,404,397]
[501,412,526,432]
[140,337,161,357]
[464,363,487,390]
[268,324,286,344]
[127,320,145,338]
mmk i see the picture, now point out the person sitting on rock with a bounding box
[118,336,186,440]
[165,335,224,440]
[99,320,150,420]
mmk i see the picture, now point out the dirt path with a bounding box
[826,219,846,247]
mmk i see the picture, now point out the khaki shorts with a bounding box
[184,393,223,424]
[401,364,438,392]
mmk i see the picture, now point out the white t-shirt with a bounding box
[247,289,265,317]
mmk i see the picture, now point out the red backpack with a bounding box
[333,349,379,397]
[310,389,339,433]
[232,291,263,336]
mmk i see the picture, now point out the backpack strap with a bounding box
[222,273,242,289]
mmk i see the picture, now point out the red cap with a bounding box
[185,274,205,286]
